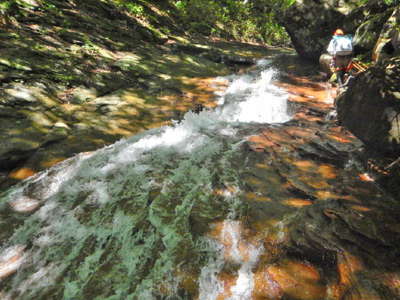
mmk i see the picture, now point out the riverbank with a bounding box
[0,10,293,189]
[1,0,294,189]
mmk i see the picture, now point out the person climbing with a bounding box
[327,28,353,86]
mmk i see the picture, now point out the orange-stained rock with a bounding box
[293,112,323,122]
[306,178,330,189]
[245,192,272,202]
[315,190,338,200]
[350,205,371,212]
[284,260,321,282]
[283,198,313,207]
[249,219,281,241]
[248,135,279,150]
[330,251,385,299]
[261,129,293,145]
[337,252,363,287]
[216,272,236,300]
[41,157,67,168]
[293,160,315,170]
[382,272,400,297]
[329,251,365,298]
[317,164,337,179]
[208,221,225,240]
[326,133,353,143]
[284,127,317,140]
[253,268,283,299]
[265,260,326,300]
[8,167,36,180]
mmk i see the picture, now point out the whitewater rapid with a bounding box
[0,59,291,300]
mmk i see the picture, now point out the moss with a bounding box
[0,58,32,71]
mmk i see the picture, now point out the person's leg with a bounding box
[336,70,345,86]
[341,55,353,86]
[335,55,350,86]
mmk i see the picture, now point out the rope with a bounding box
[350,61,368,73]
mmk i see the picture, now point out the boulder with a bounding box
[43,122,71,144]
[0,116,51,170]
[279,0,394,61]
[0,84,62,170]
[70,86,98,104]
[336,56,400,153]
[372,6,400,63]
[278,0,345,61]
[352,9,393,55]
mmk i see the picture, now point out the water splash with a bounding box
[217,68,290,124]
[0,245,26,281]
[199,220,263,300]
[198,239,225,300]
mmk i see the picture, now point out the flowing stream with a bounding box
[1,59,400,299]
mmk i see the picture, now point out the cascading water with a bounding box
[198,220,263,300]
[0,60,291,299]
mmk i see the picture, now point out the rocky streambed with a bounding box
[0,53,399,299]
[243,65,400,300]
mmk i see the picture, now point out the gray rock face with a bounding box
[336,56,400,153]
[352,9,393,54]
[279,0,345,61]
[279,0,394,61]
[373,6,400,63]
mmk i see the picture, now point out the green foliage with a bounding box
[0,0,294,46]
[171,0,292,45]
[174,0,186,10]
[124,2,144,15]
[0,1,13,13]
[352,0,398,6]
[0,0,62,17]
[383,0,399,5]
[112,0,144,16]
[40,2,57,12]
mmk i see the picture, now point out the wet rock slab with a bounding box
[241,74,400,299]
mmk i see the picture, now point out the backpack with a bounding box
[334,35,353,55]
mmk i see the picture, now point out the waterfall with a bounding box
[0,60,291,299]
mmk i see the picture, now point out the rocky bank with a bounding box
[0,0,276,188]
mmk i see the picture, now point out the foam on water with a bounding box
[198,239,225,300]
[199,220,263,300]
